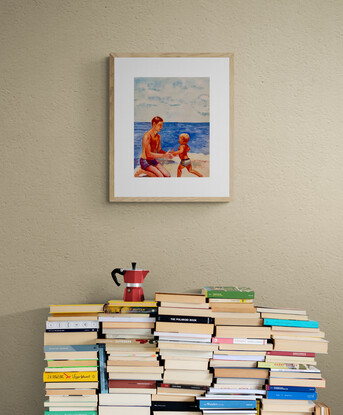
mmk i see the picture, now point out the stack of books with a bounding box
[153,292,216,415]
[97,300,161,415]
[258,306,328,415]
[43,304,103,415]
[200,287,271,414]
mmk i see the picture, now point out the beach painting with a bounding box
[134,77,210,178]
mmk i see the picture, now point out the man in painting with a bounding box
[135,116,173,177]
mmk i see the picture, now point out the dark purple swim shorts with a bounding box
[140,158,158,170]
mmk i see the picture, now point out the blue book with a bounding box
[263,319,319,328]
[267,391,317,400]
[98,343,109,393]
[268,385,316,393]
[199,400,256,409]
[44,345,99,352]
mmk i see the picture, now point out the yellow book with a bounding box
[50,304,104,314]
[43,371,98,382]
[107,300,157,307]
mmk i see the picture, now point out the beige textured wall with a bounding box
[1,0,342,412]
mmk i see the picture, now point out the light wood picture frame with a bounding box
[109,53,233,202]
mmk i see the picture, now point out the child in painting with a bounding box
[173,133,203,177]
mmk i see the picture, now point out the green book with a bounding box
[202,286,254,299]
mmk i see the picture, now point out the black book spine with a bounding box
[152,401,199,411]
[156,315,213,324]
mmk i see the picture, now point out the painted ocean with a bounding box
[134,122,210,169]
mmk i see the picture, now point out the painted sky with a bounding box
[134,77,209,123]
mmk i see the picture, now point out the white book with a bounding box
[46,321,99,329]
[99,407,150,415]
[44,367,97,372]
[256,307,307,315]
[209,388,265,395]
[155,331,212,339]
[213,354,265,361]
[48,396,98,402]
[105,334,154,339]
[99,393,151,406]
[99,316,156,322]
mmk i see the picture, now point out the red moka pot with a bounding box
[111,262,149,302]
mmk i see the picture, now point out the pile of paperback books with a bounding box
[43,304,102,415]
[43,287,331,415]
[97,300,161,415]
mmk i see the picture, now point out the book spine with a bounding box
[199,400,256,409]
[45,412,97,415]
[105,306,158,314]
[266,391,317,400]
[43,372,98,382]
[264,319,319,328]
[108,380,156,388]
[213,338,267,345]
[160,383,208,391]
[98,344,108,394]
[266,351,315,357]
[46,329,98,333]
[44,345,98,352]
[156,315,213,324]
[152,402,199,411]
[46,321,99,330]
[266,385,316,392]
[205,290,254,299]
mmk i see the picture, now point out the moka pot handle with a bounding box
[111,268,125,286]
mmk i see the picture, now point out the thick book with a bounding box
[99,393,151,406]
[266,391,317,400]
[215,326,271,339]
[264,319,319,328]
[202,287,254,300]
[157,315,214,324]
[261,398,315,411]
[272,337,328,354]
[210,304,257,313]
[44,332,98,346]
[199,400,256,409]
[214,368,269,379]
[269,378,326,388]
[50,304,104,314]
[102,322,155,329]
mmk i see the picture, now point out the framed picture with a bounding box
[109,53,233,202]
